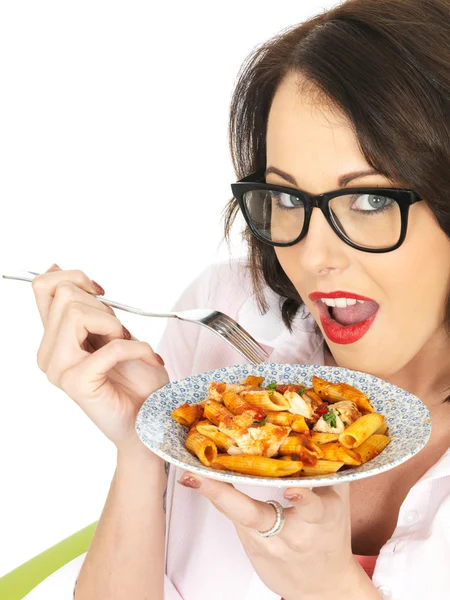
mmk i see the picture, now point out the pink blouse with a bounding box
[155,259,450,600]
[70,258,449,600]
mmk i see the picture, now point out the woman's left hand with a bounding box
[178,473,367,600]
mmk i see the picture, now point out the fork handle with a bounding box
[95,296,175,318]
[1,270,175,319]
[2,270,40,283]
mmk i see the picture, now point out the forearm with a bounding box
[74,440,166,600]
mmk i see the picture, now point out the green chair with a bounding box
[0,522,97,600]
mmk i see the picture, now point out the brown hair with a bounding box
[223,0,450,339]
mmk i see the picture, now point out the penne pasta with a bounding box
[279,433,323,458]
[279,454,294,461]
[171,402,204,427]
[242,375,264,387]
[312,375,375,413]
[318,442,362,466]
[310,432,340,444]
[304,388,323,407]
[203,400,234,426]
[291,415,311,434]
[278,436,319,466]
[299,435,325,458]
[265,410,293,427]
[195,420,237,452]
[339,413,385,448]
[374,422,389,435]
[222,390,252,415]
[171,374,390,479]
[301,460,345,475]
[185,429,218,466]
[355,434,391,464]
[241,390,290,411]
[212,455,303,477]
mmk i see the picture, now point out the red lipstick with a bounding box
[309,291,374,302]
[308,291,379,345]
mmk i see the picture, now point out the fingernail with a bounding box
[91,280,105,295]
[122,325,132,340]
[178,475,201,489]
[155,353,165,366]
[284,493,301,502]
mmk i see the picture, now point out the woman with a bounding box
[31,0,450,598]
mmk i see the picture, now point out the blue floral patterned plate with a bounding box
[135,363,431,487]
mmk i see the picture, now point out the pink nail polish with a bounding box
[284,493,301,502]
[91,280,105,295]
[155,353,165,366]
[122,325,132,340]
[178,475,201,489]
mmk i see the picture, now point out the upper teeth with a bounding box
[321,298,365,307]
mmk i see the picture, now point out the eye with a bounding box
[350,193,394,211]
[272,191,304,209]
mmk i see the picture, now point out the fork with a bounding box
[1,270,269,365]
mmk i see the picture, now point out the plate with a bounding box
[135,363,431,487]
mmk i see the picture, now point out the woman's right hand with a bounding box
[31,264,170,454]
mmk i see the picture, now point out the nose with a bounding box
[296,207,351,276]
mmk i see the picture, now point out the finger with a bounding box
[282,487,327,524]
[46,263,61,273]
[327,481,350,504]
[314,482,350,518]
[32,267,105,327]
[37,281,116,370]
[64,339,164,399]
[45,302,127,383]
[178,471,281,532]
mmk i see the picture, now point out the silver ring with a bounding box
[255,500,286,538]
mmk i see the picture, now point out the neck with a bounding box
[324,329,450,414]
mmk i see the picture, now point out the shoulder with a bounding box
[181,257,255,311]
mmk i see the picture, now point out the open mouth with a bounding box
[308,292,379,345]
[320,297,379,326]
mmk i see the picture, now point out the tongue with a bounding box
[330,301,379,326]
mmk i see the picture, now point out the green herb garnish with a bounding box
[323,408,337,429]
[297,386,307,395]
[266,382,277,390]
[253,415,268,426]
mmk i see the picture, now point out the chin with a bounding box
[326,336,409,380]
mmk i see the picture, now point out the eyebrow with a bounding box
[264,166,380,189]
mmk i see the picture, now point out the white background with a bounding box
[0,0,338,582]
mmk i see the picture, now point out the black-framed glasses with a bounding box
[231,168,423,253]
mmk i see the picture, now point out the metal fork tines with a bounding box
[1,270,269,365]
[176,309,269,365]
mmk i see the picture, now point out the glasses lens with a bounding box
[243,189,305,243]
[329,193,401,249]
